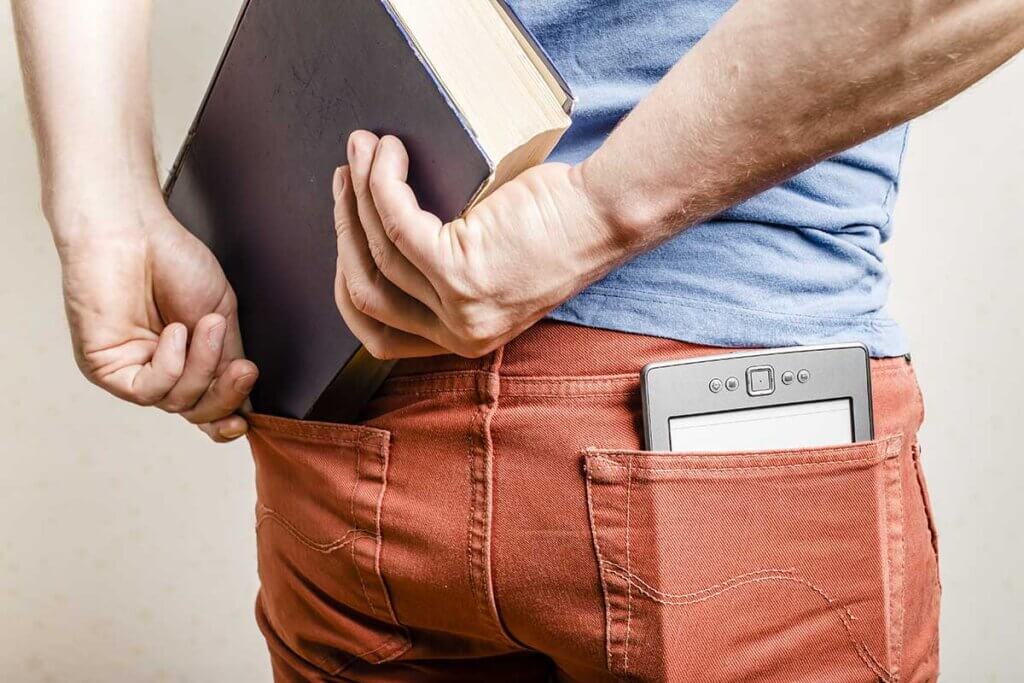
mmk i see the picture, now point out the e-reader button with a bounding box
[746,365,775,396]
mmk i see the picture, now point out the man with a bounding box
[13,0,1023,680]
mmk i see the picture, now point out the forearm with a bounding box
[581,0,1024,246]
[12,0,163,242]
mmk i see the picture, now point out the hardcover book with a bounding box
[164,0,574,421]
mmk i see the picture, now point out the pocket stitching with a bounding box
[249,413,388,447]
[604,562,799,601]
[584,458,616,676]
[251,424,411,670]
[589,434,902,458]
[583,437,904,682]
[346,435,379,620]
[256,504,374,553]
[351,538,379,619]
[589,454,886,474]
[328,433,412,672]
[586,435,902,474]
[363,435,413,661]
[602,562,891,680]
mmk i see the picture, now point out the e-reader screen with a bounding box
[667,398,853,453]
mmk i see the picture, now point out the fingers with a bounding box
[143,314,256,435]
[346,131,440,306]
[156,313,228,413]
[218,293,246,371]
[335,267,446,360]
[197,414,249,443]
[334,166,457,346]
[180,357,258,425]
[368,135,444,273]
[126,323,188,405]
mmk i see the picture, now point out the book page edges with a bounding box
[380,0,496,186]
[466,124,568,209]
[491,0,576,115]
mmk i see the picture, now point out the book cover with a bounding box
[164,0,571,421]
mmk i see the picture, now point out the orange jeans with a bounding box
[247,321,941,682]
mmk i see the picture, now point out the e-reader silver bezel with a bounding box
[641,344,874,452]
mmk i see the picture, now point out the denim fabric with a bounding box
[249,322,939,681]
[509,0,910,357]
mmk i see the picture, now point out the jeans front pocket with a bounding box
[247,414,410,676]
[584,436,911,683]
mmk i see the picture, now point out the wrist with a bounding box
[574,152,683,253]
[567,162,642,259]
[557,163,645,292]
[44,169,169,250]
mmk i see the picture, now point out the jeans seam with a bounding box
[885,442,908,680]
[464,348,521,648]
[465,367,486,624]
[624,458,634,676]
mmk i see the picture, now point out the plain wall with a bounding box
[1,2,1021,680]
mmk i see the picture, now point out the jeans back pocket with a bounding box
[248,414,410,676]
[584,436,909,683]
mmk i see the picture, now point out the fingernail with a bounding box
[221,423,247,440]
[333,167,346,200]
[207,321,226,351]
[172,325,187,351]
[348,134,360,162]
[233,373,258,394]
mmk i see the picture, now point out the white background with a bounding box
[1,2,1021,680]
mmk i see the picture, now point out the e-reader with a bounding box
[641,344,873,452]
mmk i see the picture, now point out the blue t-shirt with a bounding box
[511,0,909,357]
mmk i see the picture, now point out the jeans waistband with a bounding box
[383,321,916,399]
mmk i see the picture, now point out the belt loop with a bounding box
[480,344,506,378]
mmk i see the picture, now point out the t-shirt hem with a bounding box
[547,287,908,358]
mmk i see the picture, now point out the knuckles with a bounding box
[366,238,392,273]
[132,394,159,408]
[445,306,509,358]
[159,400,189,414]
[380,214,403,247]
[346,280,375,315]
[360,333,397,361]
[368,173,389,201]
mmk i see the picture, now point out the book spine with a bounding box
[163,0,255,198]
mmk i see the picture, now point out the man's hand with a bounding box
[332,131,628,359]
[57,208,257,442]
[14,0,257,441]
